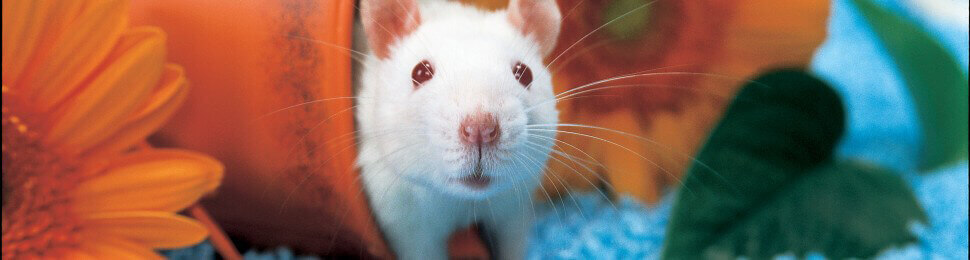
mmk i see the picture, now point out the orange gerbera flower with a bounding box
[2,0,223,258]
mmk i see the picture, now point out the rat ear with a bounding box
[507,0,561,56]
[360,0,421,59]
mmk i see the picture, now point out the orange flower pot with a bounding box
[129,0,388,257]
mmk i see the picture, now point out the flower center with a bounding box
[2,88,84,258]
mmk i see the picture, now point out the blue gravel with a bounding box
[527,195,672,260]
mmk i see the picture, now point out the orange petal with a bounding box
[84,64,189,156]
[44,26,167,152]
[75,234,165,259]
[17,0,128,109]
[59,250,99,260]
[4,0,47,84]
[74,149,223,214]
[2,0,86,86]
[83,211,208,249]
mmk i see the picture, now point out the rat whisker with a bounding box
[258,126,403,199]
[392,0,436,61]
[548,83,733,107]
[552,68,720,99]
[497,159,525,215]
[357,2,423,61]
[524,71,752,113]
[512,150,565,228]
[329,146,432,252]
[545,94,625,106]
[483,198,499,234]
[506,151,541,222]
[521,140,618,212]
[558,70,766,100]
[282,121,424,181]
[527,123,735,193]
[253,96,370,122]
[548,165,590,222]
[282,139,426,213]
[524,135,620,199]
[529,134,616,204]
[545,0,660,70]
[550,38,618,74]
[559,0,586,24]
[265,127,426,201]
[529,133,607,170]
[286,34,372,61]
[280,104,361,162]
[370,149,433,211]
[524,128,692,196]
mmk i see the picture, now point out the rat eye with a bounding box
[411,60,434,88]
[512,62,533,88]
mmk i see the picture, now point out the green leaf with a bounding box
[662,69,926,259]
[852,0,969,170]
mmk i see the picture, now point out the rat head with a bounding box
[357,0,561,199]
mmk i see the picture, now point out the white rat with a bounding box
[354,0,562,259]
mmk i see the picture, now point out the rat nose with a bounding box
[459,113,500,148]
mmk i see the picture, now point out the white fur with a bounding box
[355,1,558,259]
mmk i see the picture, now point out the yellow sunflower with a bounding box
[2,0,223,258]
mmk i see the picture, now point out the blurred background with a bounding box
[3,0,964,259]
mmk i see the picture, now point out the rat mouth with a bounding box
[458,166,491,190]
